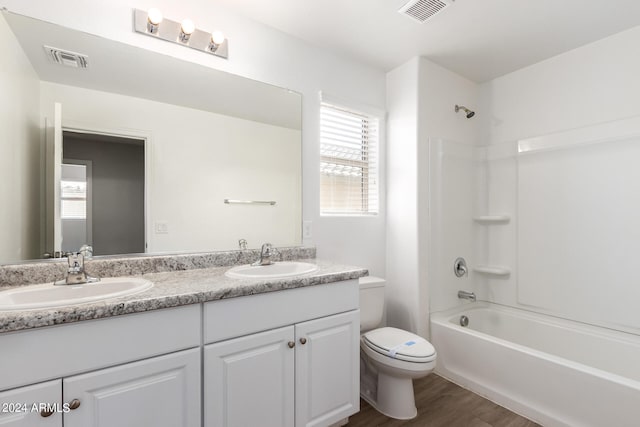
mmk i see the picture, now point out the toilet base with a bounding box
[361,371,417,420]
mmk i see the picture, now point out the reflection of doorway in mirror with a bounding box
[62,131,145,256]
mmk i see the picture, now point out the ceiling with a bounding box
[212,0,640,82]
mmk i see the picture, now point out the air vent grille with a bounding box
[44,46,89,68]
[399,0,452,23]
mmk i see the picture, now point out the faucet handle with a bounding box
[454,257,468,277]
[79,245,93,259]
[251,243,276,266]
[261,243,272,255]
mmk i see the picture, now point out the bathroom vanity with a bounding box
[0,254,365,427]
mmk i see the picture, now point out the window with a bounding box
[320,101,379,215]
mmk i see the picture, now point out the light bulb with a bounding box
[211,31,225,45]
[147,8,163,34]
[179,18,195,42]
[181,19,195,35]
[147,8,163,25]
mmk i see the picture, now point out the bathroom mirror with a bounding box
[0,11,302,264]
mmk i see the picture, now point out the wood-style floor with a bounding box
[347,374,541,427]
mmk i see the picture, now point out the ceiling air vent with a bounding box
[398,0,453,23]
[44,45,89,68]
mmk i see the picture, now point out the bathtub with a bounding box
[430,302,640,427]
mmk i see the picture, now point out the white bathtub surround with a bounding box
[472,25,640,329]
[431,302,640,427]
[420,28,640,427]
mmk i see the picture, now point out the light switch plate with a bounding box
[155,221,169,234]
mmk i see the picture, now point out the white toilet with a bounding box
[359,276,437,420]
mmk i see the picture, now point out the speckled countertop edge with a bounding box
[0,246,316,287]
[0,258,368,334]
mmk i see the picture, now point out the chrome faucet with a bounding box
[56,252,100,285]
[458,290,476,302]
[252,243,275,266]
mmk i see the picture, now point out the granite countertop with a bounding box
[0,259,368,334]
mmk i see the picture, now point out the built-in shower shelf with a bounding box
[473,265,511,276]
[473,215,511,224]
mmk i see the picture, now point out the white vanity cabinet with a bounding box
[203,280,360,427]
[0,350,200,427]
[0,305,201,427]
[0,278,361,427]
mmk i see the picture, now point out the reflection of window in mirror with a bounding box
[61,162,92,254]
[320,99,381,216]
[61,165,87,220]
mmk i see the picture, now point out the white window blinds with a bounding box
[320,102,379,215]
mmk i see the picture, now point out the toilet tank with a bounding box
[359,277,385,332]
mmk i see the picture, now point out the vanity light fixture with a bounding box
[133,8,228,59]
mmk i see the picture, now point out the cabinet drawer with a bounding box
[0,304,201,390]
[204,280,358,343]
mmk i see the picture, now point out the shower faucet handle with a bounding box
[454,257,468,277]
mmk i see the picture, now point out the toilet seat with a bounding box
[363,327,436,363]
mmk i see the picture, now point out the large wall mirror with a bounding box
[0,11,302,264]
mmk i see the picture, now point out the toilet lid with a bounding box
[363,327,436,363]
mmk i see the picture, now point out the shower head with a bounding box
[455,104,475,119]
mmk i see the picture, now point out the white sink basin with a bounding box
[225,261,319,279]
[0,277,153,311]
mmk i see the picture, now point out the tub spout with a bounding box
[458,290,476,302]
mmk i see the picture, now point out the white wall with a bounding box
[478,25,640,333]
[386,58,420,333]
[41,82,301,252]
[2,0,387,275]
[0,14,41,262]
[386,57,478,336]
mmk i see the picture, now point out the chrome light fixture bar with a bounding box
[133,8,228,59]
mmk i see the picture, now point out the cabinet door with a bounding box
[204,326,295,427]
[0,380,61,426]
[63,348,200,427]
[295,310,360,427]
